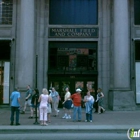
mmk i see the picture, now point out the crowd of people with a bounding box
[10,85,105,126]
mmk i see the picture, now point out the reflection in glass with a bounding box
[75,81,83,90]
[86,81,95,92]
[62,81,70,91]
[0,0,13,24]
[49,82,59,90]
[49,47,97,71]
[0,62,10,104]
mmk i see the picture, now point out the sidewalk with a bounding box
[0,107,140,132]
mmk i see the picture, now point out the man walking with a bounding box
[10,87,20,125]
[21,85,33,114]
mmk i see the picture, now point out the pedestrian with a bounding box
[83,91,94,122]
[21,85,33,114]
[38,88,49,126]
[10,87,21,125]
[91,88,98,113]
[47,90,52,123]
[96,88,105,114]
[70,88,82,122]
[50,87,59,117]
[29,88,40,119]
[62,87,72,119]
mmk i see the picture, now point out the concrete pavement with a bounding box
[0,107,140,133]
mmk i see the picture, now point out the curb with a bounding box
[0,125,139,133]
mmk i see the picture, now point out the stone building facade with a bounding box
[0,0,140,110]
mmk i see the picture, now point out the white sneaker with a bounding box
[90,120,92,122]
[65,116,69,119]
[68,115,71,119]
[85,120,87,122]
[62,115,66,119]
[57,110,60,113]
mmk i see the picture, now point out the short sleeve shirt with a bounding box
[10,91,20,107]
[26,89,32,100]
[64,91,71,101]
[71,93,81,107]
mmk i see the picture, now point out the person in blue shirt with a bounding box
[10,87,20,125]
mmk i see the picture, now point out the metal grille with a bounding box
[0,0,13,24]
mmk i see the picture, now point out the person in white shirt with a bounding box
[62,87,72,119]
[83,91,94,122]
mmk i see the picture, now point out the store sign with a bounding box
[48,28,98,38]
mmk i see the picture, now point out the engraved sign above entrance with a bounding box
[48,28,98,38]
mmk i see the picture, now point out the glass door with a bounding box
[0,61,10,104]
[135,41,140,104]
[48,79,73,108]
[48,76,97,107]
[0,62,4,104]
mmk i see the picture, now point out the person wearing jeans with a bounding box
[84,91,94,122]
[70,88,82,122]
[73,105,81,121]
[85,109,92,122]
[10,87,20,125]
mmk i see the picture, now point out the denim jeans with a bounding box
[10,106,20,123]
[73,106,81,121]
[86,109,93,121]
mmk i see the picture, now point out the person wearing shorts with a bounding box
[21,85,33,114]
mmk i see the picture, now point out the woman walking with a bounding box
[62,87,72,119]
[38,88,49,126]
[96,88,105,114]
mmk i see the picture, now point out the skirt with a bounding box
[64,100,72,109]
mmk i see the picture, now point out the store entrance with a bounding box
[48,41,98,107]
[48,75,97,108]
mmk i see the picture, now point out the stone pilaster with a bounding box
[109,0,135,110]
[113,0,130,88]
[16,0,35,87]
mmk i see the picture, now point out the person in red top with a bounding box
[70,88,82,122]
